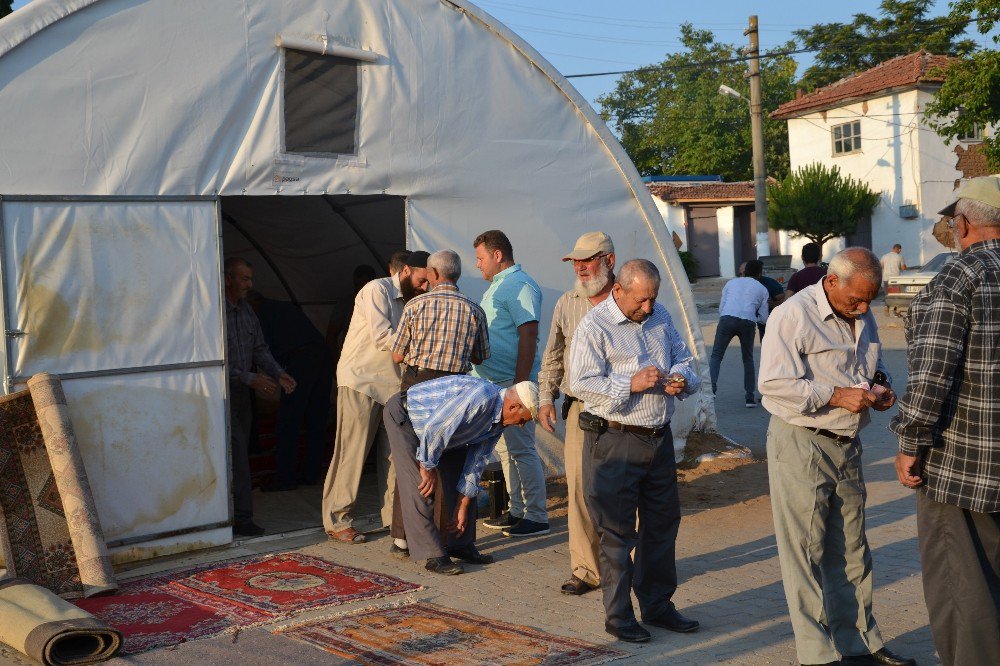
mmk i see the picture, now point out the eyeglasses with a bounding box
[947,213,966,229]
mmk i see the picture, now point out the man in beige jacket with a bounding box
[538,231,615,595]
[321,251,428,543]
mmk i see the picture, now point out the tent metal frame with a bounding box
[0,194,235,546]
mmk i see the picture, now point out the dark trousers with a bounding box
[709,314,756,398]
[917,491,1000,666]
[583,426,680,628]
[391,367,463,538]
[274,344,333,486]
[229,383,254,523]
[382,392,477,561]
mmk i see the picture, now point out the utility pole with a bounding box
[745,15,770,258]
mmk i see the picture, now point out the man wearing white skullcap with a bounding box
[382,375,537,575]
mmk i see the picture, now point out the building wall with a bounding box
[782,88,967,267]
[716,206,737,278]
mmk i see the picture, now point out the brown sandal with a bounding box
[327,527,367,544]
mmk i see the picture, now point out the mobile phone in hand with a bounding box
[870,370,889,399]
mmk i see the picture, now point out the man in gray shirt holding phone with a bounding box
[759,247,912,666]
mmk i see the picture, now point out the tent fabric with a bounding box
[2,201,222,378]
[0,0,714,560]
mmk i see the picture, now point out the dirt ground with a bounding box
[543,431,768,523]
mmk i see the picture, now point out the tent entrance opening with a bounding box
[220,194,406,536]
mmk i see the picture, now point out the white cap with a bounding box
[512,381,539,419]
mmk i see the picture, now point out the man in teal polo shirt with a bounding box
[472,230,550,537]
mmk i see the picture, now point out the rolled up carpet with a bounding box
[0,578,122,665]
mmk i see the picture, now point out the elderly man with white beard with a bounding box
[538,232,615,596]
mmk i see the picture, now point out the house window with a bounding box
[832,121,861,156]
[283,48,359,155]
[958,123,983,142]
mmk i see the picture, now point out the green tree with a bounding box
[767,163,880,249]
[795,0,977,91]
[925,1,1000,170]
[598,24,797,181]
[1,2,12,20]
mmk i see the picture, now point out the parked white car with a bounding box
[885,252,958,311]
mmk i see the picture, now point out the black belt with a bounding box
[806,427,854,444]
[607,420,669,438]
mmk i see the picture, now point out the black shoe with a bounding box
[842,647,915,666]
[642,604,699,633]
[389,543,410,559]
[482,512,520,530]
[604,622,651,643]
[424,556,464,575]
[233,520,265,537]
[745,395,757,408]
[502,519,550,537]
[446,546,495,564]
[261,481,297,492]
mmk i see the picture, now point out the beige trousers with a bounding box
[321,387,395,533]
[565,399,601,586]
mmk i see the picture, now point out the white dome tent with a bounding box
[0,0,712,562]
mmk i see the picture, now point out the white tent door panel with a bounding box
[2,201,223,378]
[59,368,229,540]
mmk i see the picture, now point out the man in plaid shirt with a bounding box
[891,176,1000,666]
[391,249,490,391]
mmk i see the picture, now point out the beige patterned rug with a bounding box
[0,373,116,599]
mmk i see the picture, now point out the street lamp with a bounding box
[718,80,770,259]
[718,84,743,100]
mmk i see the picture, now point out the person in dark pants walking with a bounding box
[568,259,701,644]
[891,176,1000,666]
[250,293,333,490]
[710,259,769,408]
[382,375,537,575]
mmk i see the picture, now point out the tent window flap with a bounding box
[283,49,359,155]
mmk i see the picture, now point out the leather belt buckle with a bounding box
[809,427,853,444]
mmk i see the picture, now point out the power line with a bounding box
[478,0,806,32]
[563,13,999,79]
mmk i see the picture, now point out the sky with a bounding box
[9,0,992,110]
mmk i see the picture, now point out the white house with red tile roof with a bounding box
[771,50,993,267]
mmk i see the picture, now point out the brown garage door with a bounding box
[686,205,720,277]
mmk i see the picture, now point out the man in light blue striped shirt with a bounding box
[569,259,700,644]
[382,375,538,575]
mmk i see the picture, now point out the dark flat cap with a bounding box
[404,250,430,268]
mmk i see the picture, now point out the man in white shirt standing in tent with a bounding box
[321,251,429,544]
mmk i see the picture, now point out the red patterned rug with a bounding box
[75,553,420,654]
[276,601,628,665]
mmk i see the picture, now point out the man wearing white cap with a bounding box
[539,231,615,596]
[892,175,1000,666]
[382,375,538,575]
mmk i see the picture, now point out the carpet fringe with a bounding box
[269,594,420,633]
